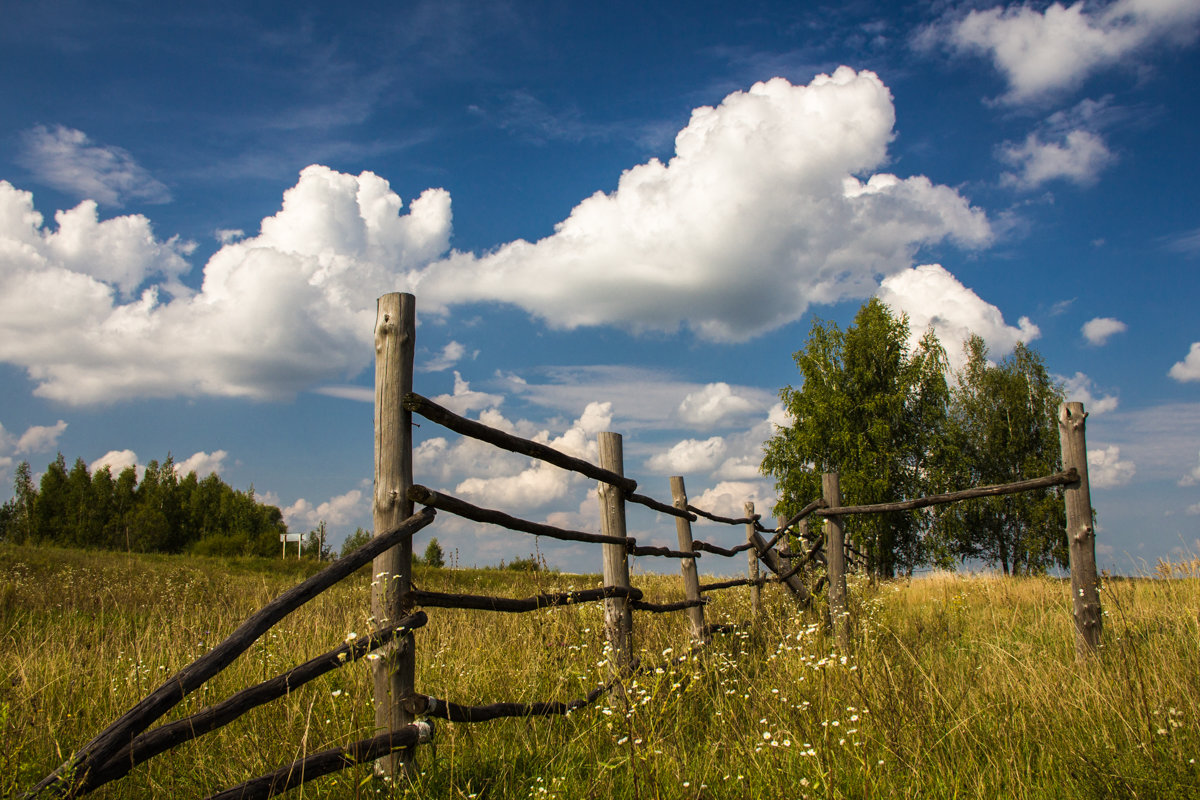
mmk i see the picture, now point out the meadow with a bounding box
[2,543,1198,799]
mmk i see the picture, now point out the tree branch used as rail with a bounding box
[773,498,827,532]
[201,722,434,800]
[631,597,709,612]
[810,469,1078,517]
[627,491,697,521]
[402,679,616,723]
[686,504,760,526]
[24,507,437,800]
[404,392,637,493]
[409,585,642,613]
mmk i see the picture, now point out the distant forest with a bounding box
[0,453,289,557]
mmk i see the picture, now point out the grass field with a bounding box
[2,542,1198,799]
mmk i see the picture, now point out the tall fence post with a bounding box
[745,502,761,620]
[822,472,849,649]
[669,476,708,645]
[372,292,416,775]
[598,432,633,674]
[1059,401,1102,660]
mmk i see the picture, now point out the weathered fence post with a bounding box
[1059,401,1102,660]
[598,432,633,674]
[669,476,708,645]
[822,472,849,649]
[745,502,761,620]
[372,292,417,775]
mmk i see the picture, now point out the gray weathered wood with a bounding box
[1059,402,1102,659]
[748,528,812,608]
[669,476,708,644]
[372,292,416,776]
[598,432,633,673]
[410,585,641,613]
[823,472,849,649]
[746,501,761,619]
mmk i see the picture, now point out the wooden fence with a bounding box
[24,292,1102,799]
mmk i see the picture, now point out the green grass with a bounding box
[2,544,1198,799]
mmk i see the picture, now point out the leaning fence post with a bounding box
[372,292,417,775]
[598,432,633,674]
[1059,401,1102,660]
[822,472,849,649]
[745,502,761,620]
[669,476,708,645]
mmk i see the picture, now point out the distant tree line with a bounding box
[0,454,288,557]
[762,298,1069,578]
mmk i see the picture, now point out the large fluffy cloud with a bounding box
[2,70,991,405]
[876,263,1040,370]
[999,129,1114,188]
[0,168,451,404]
[1088,445,1136,488]
[413,68,990,341]
[931,0,1200,103]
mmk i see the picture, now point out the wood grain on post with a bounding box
[746,502,761,620]
[669,476,708,644]
[598,432,633,673]
[1059,402,1103,659]
[372,292,416,775]
[822,473,849,649]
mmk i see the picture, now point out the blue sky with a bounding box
[2,0,1199,574]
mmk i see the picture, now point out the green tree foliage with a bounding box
[0,453,288,557]
[931,336,1067,574]
[423,537,445,568]
[340,527,372,558]
[761,298,948,578]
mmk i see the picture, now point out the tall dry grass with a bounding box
[2,544,1198,798]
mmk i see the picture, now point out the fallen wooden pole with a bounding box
[402,682,613,723]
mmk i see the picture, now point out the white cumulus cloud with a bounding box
[175,450,228,478]
[89,449,140,477]
[424,341,466,372]
[19,125,172,206]
[412,68,990,342]
[689,480,776,525]
[876,263,1040,370]
[0,167,452,404]
[284,488,367,529]
[1169,343,1200,382]
[678,382,760,428]
[645,436,728,475]
[432,372,503,415]
[1081,316,1127,346]
[931,0,1200,104]
[1088,445,1136,488]
[1062,372,1119,415]
[999,129,1114,188]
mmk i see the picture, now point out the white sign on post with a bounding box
[280,532,303,558]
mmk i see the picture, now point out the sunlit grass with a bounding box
[2,544,1198,798]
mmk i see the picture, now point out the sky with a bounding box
[2,0,1199,575]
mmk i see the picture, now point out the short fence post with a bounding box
[1059,402,1103,659]
[822,472,849,649]
[372,292,417,775]
[669,476,708,645]
[598,432,633,674]
[745,502,760,620]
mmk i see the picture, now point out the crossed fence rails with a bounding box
[26,292,1100,800]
